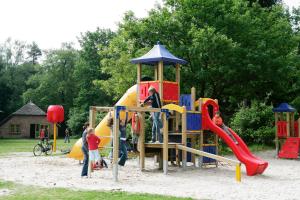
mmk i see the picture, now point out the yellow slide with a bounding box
[68,85,137,160]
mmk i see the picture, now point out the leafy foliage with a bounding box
[230,102,274,145]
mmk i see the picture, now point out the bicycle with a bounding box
[33,139,53,156]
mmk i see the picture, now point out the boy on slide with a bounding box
[213,111,238,144]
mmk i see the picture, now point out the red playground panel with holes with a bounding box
[139,81,179,102]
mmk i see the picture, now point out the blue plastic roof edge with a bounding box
[272,103,296,113]
[130,41,188,65]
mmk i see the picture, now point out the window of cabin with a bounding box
[10,124,21,135]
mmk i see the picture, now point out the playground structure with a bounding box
[68,42,268,182]
[273,103,300,159]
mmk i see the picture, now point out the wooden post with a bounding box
[89,107,96,128]
[154,64,158,80]
[191,87,196,111]
[291,112,295,137]
[198,98,203,167]
[139,113,145,170]
[137,63,142,106]
[274,112,279,157]
[182,106,187,168]
[163,112,169,174]
[190,87,196,165]
[176,64,180,98]
[158,61,164,103]
[175,112,180,132]
[298,118,300,138]
[113,107,120,182]
[286,112,290,138]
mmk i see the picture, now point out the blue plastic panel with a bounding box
[187,113,202,130]
[202,146,216,163]
[180,94,191,111]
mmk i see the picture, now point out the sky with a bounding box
[0,0,299,50]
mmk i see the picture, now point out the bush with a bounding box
[230,101,274,145]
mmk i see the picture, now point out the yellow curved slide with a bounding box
[68,85,137,160]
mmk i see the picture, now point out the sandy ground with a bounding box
[0,151,299,200]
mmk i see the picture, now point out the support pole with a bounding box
[113,108,120,182]
[191,87,196,111]
[298,118,300,138]
[286,112,290,138]
[139,113,145,170]
[137,63,142,106]
[158,61,164,103]
[89,107,96,128]
[291,112,295,136]
[53,123,57,152]
[182,106,187,168]
[176,64,180,99]
[236,164,241,182]
[274,112,279,157]
[163,112,169,175]
[154,64,158,80]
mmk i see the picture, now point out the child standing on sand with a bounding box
[86,128,101,170]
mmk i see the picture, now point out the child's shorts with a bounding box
[89,150,100,161]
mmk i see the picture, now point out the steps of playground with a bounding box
[278,137,300,159]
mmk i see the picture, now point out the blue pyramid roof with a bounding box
[131,42,187,66]
[272,103,296,113]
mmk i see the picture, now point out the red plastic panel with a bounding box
[139,81,159,101]
[278,137,300,159]
[163,82,179,102]
[139,81,179,102]
[47,105,64,123]
[277,121,287,138]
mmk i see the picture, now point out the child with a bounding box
[141,86,163,143]
[107,114,128,166]
[213,111,238,144]
[86,128,101,170]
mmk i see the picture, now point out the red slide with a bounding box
[202,99,268,176]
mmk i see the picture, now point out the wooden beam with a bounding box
[154,64,158,80]
[125,106,162,113]
[139,113,145,170]
[291,112,295,136]
[162,112,169,174]
[89,107,96,128]
[113,108,120,182]
[182,106,187,168]
[287,112,290,137]
[137,63,142,106]
[274,113,279,157]
[298,118,300,139]
[158,61,164,102]
[191,87,196,111]
[176,64,180,98]
[91,106,114,112]
[176,145,240,165]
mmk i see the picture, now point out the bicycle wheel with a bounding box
[45,143,53,155]
[33,144,43,156]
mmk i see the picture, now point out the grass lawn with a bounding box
[0,139,76,155]
[0,180,192,200]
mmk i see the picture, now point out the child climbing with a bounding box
[119,113,128,166]
[107,114,128,166]
[141,86,163,143]
[86,128,101,170]
[213,111,238,144]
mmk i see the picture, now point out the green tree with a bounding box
[27,42,42,65]
[67,29,115,134]
[23,43,79,113]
